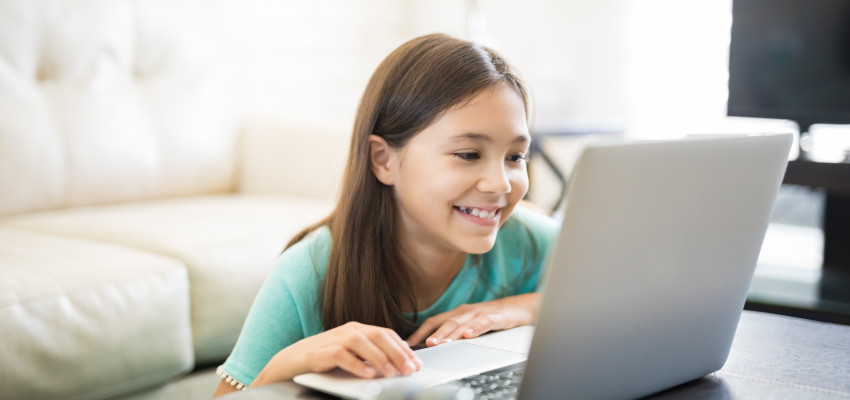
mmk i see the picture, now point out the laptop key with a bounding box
[455,362,525,400]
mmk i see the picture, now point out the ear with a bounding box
[369,135,396,185]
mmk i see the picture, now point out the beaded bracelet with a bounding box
[216,366,248,391]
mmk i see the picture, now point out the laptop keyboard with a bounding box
[455,362,525,400]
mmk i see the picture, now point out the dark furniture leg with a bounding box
[821,194,850,304]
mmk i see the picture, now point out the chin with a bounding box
[458,236,498,255]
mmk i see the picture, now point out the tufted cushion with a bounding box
[0,227,193,399]
[0,0,238,218]
[2,194,337,363]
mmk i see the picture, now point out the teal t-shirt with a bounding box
[221,206,559,386]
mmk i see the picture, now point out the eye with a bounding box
[508,153,526,163]
[454,152,480,161]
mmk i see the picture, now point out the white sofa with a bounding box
[0,1,347,398]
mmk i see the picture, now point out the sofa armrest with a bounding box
[237,119,348,200]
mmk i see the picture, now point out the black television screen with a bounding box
[728,0,850,130]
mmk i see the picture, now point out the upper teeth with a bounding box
[458,206,497,220]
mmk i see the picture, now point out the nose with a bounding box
[477,161,512,195]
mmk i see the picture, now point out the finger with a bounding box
[443,314,495,342]
[428,314,475,346]
[317,346,378,378]
[369,329,420,375]
[460,314,508,339]
[343,332,398,378]
[406,316,444,347]
[443,320,481,342]
[386,329,423,369]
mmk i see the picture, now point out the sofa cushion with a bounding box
[0,228,193,399]
[0,0,238,218]
[2,194,335,364]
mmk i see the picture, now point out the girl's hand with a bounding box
[405,293,540,347]
[251,322,423,387]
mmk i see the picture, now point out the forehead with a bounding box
[413,84,530,145]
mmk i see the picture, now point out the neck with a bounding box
[399,236,467,312]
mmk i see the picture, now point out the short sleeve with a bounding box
[494,205,561,295]
[219,228,330,386]
[517,206,560,292]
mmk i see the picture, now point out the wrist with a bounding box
[523,292,541,324]
[250,348,301,388]
[507,293,539,326]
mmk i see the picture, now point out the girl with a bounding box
[213,33,559,396]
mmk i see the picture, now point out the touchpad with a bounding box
[416,343,524,374]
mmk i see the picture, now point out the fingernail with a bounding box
[364,366,377,377]
[414,355,423,366]
[384,363,398,377]
[441,338,453,344]
[464,329,474,337]
[404,360,417,375]
[428,337,439,345]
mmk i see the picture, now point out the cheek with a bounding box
[402,163,469,205]
[509,168,529,197]
[424,164,476,194]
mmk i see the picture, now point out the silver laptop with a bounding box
[294,133,793,399]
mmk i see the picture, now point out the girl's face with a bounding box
[372,83,530,256]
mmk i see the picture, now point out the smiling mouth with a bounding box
[454,206,501,220]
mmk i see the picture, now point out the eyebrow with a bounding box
[448,132,530,144]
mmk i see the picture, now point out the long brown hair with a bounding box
[285,33,530,336]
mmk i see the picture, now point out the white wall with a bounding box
[212,1,850,164]
[207,0,411,133]
[208,0,767,136]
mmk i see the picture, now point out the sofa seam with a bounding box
[0,265,189,307]
[64,363,193,400]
